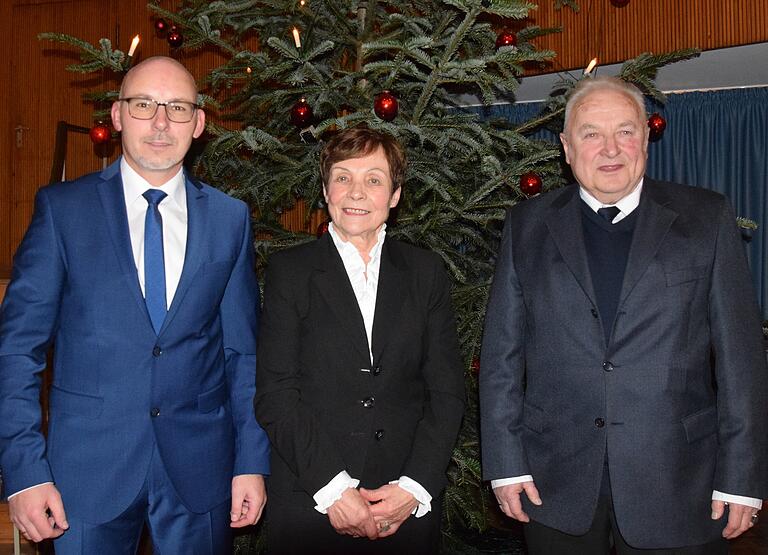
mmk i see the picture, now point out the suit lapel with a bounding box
[545,185,598,307]
[96,161,148,317]
[618,179,678,306]
[313,235,371,362]
[371,239,407,365]
[159,175,208,335]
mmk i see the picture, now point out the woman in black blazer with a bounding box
[255,127,465,554]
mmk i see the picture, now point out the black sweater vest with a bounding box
[580,202,638,343]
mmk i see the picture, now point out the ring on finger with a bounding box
[379,521,392,532]
[751,513,759,525]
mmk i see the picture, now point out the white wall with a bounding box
[511,41,768,102]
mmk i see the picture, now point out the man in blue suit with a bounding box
[0,56,269,553]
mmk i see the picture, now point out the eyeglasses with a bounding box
[118,97,199,123]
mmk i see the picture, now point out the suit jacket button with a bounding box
[374,429,385,440]
[602,361,614,372]
[152,346,162,357]
[362,396,375,408]
[150,408,160,417]
[594,417,605,428]
[591,308,599,318]
[373,366,382,376]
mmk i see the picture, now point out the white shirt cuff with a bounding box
[7,482,53,499]
[712,490,763,509]
[313,471,360,514]
[390,476,432,518]
[491,475,534,489]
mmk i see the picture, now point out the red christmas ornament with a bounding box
[316,221,330,238]
[495,31,517,50]
[470,357,481,375]
[167,27,184,48]
[89,123,111,145]
[648,112,667,140]
[610,0,630,6]
[520,172,543,196]
[154,18,168,36]
[290,98,314,128]
[373,90,398,121]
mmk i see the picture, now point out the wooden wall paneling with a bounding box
[0,2,13,277]
[710,0,720,50]
[10,0,114,273]
[528,0,768,76]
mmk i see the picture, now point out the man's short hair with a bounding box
[320,126,407,192]
[563,76,647,133]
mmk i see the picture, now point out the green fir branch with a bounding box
[38,33,127,73]
[620,48,701,103]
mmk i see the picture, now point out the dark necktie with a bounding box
[597,206,621,224]
[143,189,168,335]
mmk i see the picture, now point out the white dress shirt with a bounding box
[121,158,187,307]
[579,178,644,223]
[492,179,762,510]
[312,223,432,518]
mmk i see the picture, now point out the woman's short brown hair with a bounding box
[320,126,406,192]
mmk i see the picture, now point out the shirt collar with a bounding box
[579,177,644,217]
[328,223,387,267]
[120,157,186,210]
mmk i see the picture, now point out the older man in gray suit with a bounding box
[480,76,768,554]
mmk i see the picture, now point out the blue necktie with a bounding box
[143,189,168,334]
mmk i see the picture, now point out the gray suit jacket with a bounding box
[480,178,768,548]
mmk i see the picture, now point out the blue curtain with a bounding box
[478,87,768,316]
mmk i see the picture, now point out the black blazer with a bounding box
[480,178,768,549]
[256,234,465,508]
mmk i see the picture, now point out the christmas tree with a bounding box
[41,0,697,551]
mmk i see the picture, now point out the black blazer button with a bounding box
[152,346,162,357]
[373,365,382,376]
[150,408,160,417]
[362,396,375,408]
[602,361,614,372]
[374,429,385,440]
[595,417,605,428]
[591,308,598,318]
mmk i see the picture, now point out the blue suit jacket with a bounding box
[0,160,270,522]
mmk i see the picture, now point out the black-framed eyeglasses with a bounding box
[118,97,199,123]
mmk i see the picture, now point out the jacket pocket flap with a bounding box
[198,382,227,413]
[523,402,546,434]
[666,265,707,286]
[49,385,104,418]
[682,405,717,443]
